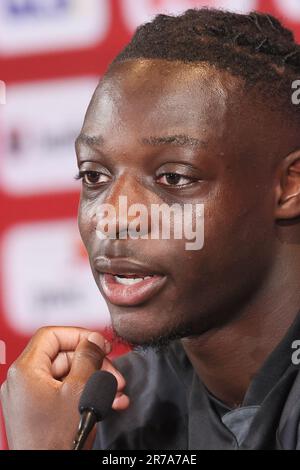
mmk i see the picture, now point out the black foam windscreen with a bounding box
[79,370,118,421]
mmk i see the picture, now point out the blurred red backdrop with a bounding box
[0,0,300,449]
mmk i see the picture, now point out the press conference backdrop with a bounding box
[0,0,300,450]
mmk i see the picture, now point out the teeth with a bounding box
[114,276,152,286]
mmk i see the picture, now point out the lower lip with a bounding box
[100,273,167,306]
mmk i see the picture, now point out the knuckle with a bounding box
[6,358,29,384]
[35,326,51,336]
[6,362,20,382]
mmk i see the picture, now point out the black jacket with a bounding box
[94,314,300,450]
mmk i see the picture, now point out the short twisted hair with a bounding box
[112,8,300,120]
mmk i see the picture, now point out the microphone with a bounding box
[73,370,118,450]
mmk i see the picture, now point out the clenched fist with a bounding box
[0,327,129,450]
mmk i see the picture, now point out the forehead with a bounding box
[81,59,296,169]
[83,60,244,141]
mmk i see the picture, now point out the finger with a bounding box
[66,333,107,383]
[22,327,95,372]
[112,393,130,411]
[51,352,74,380]
[52,336,111,380]
[101,357,126,392]
[101,357,130,411]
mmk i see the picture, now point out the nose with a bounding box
[95,174,154,240]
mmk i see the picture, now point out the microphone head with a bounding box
[79,370,118,421]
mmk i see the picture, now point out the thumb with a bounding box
[66,332,107,383]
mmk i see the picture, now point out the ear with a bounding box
[275,150,300,220]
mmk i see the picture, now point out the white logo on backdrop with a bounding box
[1,220,110,334]
[121,0,257,31]
[0,0,110,56]
[0,81,6,105]
[0,76,98,195]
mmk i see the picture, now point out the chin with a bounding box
[110,308,194,349]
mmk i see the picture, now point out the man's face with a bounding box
[77,60,281,346]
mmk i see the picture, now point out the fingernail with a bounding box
[88,332,105,350]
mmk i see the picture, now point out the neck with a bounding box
[182,249,300,408]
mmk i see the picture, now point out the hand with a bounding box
[0,327,129,450]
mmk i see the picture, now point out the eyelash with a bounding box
[74,171,85,181]
[75,171,198,188]
[156,173,197,187]
[75,171,110,186]
[75,172,82,181]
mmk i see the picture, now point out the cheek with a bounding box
[176,191,275,288]
[201,195,275,285]
[78,198,97,249]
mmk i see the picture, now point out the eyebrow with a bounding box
[76,133,207,150]
[76,133,104,148]
[141,134,207,149]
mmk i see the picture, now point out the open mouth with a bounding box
[113,274,155,286]
[99,272,167,307]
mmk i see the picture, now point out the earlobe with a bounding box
[275,150,300,220]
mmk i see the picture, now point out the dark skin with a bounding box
[1,59,300,449]
[77,59,300,407]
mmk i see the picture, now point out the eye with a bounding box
[75,171,110,186]
[156,173,197,187]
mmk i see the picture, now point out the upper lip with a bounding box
[94,256,165,277]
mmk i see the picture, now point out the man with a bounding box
[1,8,300,450]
